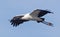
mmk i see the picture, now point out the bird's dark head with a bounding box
[10,15,24,27]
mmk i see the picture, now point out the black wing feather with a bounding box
[10,16,29,27]
[38,9,53,17]
[30,9,53,17]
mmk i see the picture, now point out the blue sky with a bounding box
[0,0,60,37]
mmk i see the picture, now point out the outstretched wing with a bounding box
[30,9,53,17]
[10,16,29,27]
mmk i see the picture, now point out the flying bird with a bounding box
[10,9,53,27]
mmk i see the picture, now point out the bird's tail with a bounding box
[41,21,53,27]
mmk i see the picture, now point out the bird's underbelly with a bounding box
[21,13,42,21]
[21,14,33,20]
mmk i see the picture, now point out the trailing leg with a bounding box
[37,18,45,23]
[41,21,53,26]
